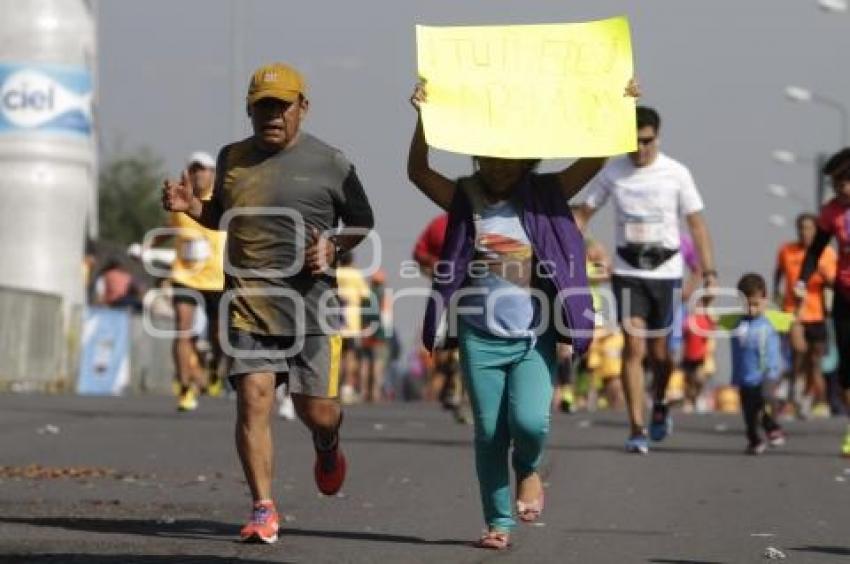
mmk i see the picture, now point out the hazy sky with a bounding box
[98,0,850,367]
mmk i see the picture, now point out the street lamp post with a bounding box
[784,85,850,205]
[818,0,848,13]
[785,86,848,146]
[771,149,823,208]
[230,0,244,140]
[767,183,810,209]
[769,214,788,228]
[772,150,799,165]
[815,153,828,206]
[771,149,816,166]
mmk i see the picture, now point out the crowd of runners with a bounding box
[149,61,850,549]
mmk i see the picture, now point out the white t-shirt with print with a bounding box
[583,153,704,280]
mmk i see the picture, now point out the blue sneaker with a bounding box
[649,403,672,442]
[625,434,649,454]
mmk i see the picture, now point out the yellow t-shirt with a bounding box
[170,199,226,291]
[336,266,370,336]
[599,330,624,379]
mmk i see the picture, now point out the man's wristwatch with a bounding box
[329,236,344,267]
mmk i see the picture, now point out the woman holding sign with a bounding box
[408,79,639,549]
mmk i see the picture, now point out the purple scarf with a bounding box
[422,173,594,354]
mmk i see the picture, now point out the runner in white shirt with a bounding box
[574,106,717,454]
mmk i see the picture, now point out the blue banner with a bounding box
[77,307,131,396]
[0,63,92,136]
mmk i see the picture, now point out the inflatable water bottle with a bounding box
[0,0,96,389]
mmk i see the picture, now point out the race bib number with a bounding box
[624,215,664,245]
[180,239,211,262]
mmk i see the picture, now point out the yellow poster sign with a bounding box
[416,17,636,159]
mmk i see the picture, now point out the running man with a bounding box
[558,237,612,413]
[798,148,850,455]
[360,268,393,402]
[774,213,837,418]
[162,63,374,543]
[336,251,371,404]
[164,151,226,411]
[413,213,448,279]
[573,106,717,454]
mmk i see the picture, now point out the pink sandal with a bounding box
[476,530,511,550]
[516,490,544,523]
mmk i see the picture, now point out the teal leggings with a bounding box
[457,319,557,532]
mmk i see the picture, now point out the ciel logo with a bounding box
[0,69,91,129]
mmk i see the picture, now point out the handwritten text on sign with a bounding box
[416,17,636,159]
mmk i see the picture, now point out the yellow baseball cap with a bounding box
[246,63,306,106]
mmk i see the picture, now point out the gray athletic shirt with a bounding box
[200,132,374,336]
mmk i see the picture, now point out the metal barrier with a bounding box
[129,312,175,395]
[0,285,177,395]
[0,286,73,392]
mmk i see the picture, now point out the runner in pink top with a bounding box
[798,147,850,455]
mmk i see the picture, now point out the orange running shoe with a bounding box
[239,501,280,544]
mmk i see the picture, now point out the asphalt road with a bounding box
[0,394,847,563]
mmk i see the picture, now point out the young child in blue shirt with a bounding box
[731,273,786,455]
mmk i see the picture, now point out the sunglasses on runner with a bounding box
[637,136,656,145]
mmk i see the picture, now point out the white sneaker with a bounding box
[277,390,296,421]
[340,384,359,405]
